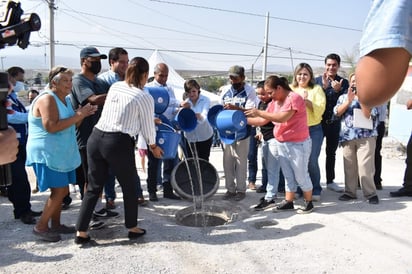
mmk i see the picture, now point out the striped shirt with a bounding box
[95,81,156,146]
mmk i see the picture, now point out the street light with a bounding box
[251,47,264,87]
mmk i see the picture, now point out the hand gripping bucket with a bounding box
[145,86,170,115]
[175,108,197,132]
[156,123,181,160]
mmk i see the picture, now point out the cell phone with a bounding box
[352,86,357,94]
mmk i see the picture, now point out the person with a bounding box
[245,76,313,214]
[374,102,388,190]
[390,98,412,197]
[98,47,146,208]
[70,46,118,226]
[6,66,42,224]
[27,89,39,104]
[333,73,379,204]
[315,53,349,193]
[145,63,181,201]
[220,65,257,201]
[356,0,412,109]
[27,66,98,242]
[137,135,148,173]
[291,63,326,201]
[75,57,163,244]
[247,81,283,210]
[181,79,214,161]
[0,127,18,165]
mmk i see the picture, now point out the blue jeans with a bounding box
[309,124,323,195]
[276,138,313,193]
[262,138,281,200]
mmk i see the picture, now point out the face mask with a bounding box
[232,82,242,90]
[89,61,102,75]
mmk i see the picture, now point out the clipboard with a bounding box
[353,108,373,129]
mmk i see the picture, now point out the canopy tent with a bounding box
[148,50,221,106]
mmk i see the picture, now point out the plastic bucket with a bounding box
[155,114,174,131]
[207,105,223,128]
[215,110,246,134]
[145,86,170,114]
[218,126,248,145]
[156,129,181,159]
[176,108,197,132]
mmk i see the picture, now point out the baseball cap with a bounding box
[80,46,107,59]
[228,65,245,77]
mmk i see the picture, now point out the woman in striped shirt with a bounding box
[75,57,163,244]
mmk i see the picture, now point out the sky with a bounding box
[1,0,373,73]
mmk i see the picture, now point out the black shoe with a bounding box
[29,210,43,217]
[273,200,294,211]
[20,213,36,224]
[368,195,379,204]
[297,200,314,214]
[338,194,357,201]
[254,199,275,211]
[93,208,119,219]
[164,192,181,200]
[375,182,382,190]
[75,235,91,244]
[256,187,267,193]
[149,192,158,202]
[128,229,146,239]
[390,188,412,197]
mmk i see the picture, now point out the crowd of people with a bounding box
[0,0,411,244]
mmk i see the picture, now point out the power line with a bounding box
[149,0,362,32]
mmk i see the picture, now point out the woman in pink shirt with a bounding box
[245,76,313,214]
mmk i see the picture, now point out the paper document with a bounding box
[353,108,373,130]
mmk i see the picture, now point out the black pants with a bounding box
[322,120,341,184]
[185,136,213,161]
[404,133,412,190]
[8,145,32,218]
[76,129,139,231]
[374,121,385,185]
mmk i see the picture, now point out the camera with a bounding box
[0,1,41,49]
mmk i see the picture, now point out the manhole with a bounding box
[176,205,235,227]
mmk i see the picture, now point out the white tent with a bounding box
[148,50,221,106]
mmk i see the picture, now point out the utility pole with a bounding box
[48,0,56,69]
[262,12,269,80]
[0,56,5,71]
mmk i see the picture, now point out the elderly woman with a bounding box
[180,79,214,161]
[75,57,163,244]
[26,66,97,242]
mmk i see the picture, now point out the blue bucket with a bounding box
[175,108,197,132]
[156,114,174,131]
[156,128,181,159]
[145,86,170,114]
[207,105,224,128]
[215,110,246,134]
[218,126,248,145]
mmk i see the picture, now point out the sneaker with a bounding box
[106,199,116,210]
[89,219,105,230]
[256,186,267,193]
[93,208,119,219]
[149,192,158,202]
[327,182,343,192]
[368,195,379,204]
[33,228,61,242]
[248,182,256,190]
[338,194,357,201]
[297,201,314,214]
[273,200,294,211]
[312,195,321,202]
[234,192,246,201]
[254,199,275,211]
[222,191,236,200]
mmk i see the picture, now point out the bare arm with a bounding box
[0,127,18,165]
[245,108,295,123]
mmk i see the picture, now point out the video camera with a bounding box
[0,0,41,49]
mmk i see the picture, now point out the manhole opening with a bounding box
[176,205,234,227]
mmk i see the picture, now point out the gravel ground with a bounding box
[0,137,411,274]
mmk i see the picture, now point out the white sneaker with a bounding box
[327,182,343,193]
